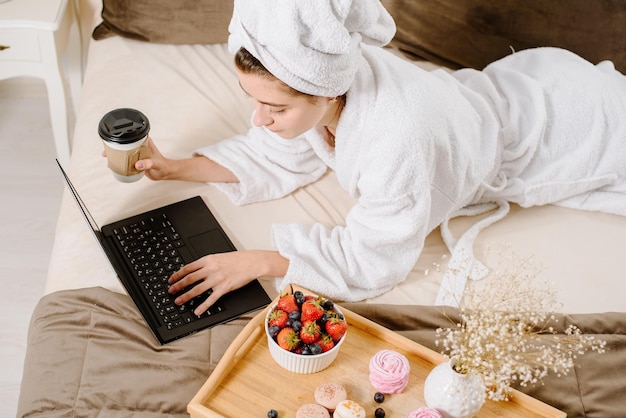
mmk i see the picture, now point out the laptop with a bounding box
[56,159,271,344]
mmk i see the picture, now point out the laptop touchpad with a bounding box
[188,229,235,257]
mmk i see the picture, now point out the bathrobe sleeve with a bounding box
[272,156,434,302]
[195,124,328,205]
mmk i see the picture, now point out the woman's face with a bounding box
[237,69,334,139]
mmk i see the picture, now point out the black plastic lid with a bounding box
[98,108,150,144]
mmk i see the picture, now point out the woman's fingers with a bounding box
[168,261,208,293]
[192,289,225,316]
[166,251,275,316]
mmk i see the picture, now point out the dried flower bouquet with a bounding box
[436,246,606,401]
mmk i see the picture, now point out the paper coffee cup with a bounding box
[98,108,151,183]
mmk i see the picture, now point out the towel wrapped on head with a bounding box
[228,0,396,97]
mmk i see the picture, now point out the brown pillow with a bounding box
[381,0,626,73]
[92,0,233,44]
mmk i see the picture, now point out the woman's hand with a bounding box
[167,250,289,316]
[103,136,239,183]
[134,137,239,183]
[134,137,173,181]
[100,137,174,180]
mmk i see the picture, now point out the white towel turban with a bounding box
[228,0,396,97]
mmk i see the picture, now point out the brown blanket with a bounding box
[17,287,626,417]
[17,287,254,418]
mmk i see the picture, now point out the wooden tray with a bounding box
[188,294,566,417]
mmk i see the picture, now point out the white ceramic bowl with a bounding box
[265,303,347,374]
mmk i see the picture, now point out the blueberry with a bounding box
[294,290,305,306]
[316,312,329,328]
[292,320,302,333]
[267,325,280,339]
[309,343,323,355]
[288,310,301,321]
[374,392,385,403]
[322,299,334,310]
[267,409,278,418]
[374,407,385,418]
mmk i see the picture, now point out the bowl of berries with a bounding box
[265,290,348,374]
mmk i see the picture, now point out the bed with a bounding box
[17,1,626,417]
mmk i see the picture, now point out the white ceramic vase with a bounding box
[423,358,486,418]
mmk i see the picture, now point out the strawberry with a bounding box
[268,309,288,328]
[301,298,324,322]
[325,313,347,342]
[276,294,299,313]
[276,327,300,352]
[319,333,335,352]
[300,320,321,345]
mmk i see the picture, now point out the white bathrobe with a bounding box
[197,46,626,303]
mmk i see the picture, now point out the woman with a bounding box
[131,0,626,316]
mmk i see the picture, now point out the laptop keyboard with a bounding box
[113,212,225,330]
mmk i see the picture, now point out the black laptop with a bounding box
[56,160,271,344]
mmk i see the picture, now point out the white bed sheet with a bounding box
[47,7,626,314]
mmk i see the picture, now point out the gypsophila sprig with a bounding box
[435,245,606,401]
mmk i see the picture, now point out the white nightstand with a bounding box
[0,0,83,166]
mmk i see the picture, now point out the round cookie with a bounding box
[295,403,331,418]
[313,382,347,411]
[333,400,366,418]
